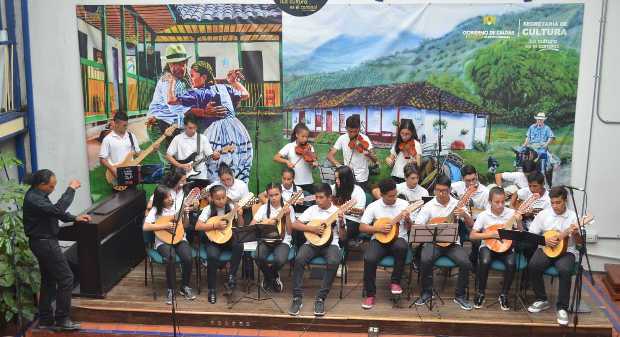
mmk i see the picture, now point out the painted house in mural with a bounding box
[286,82,489,150]
[76,4,282,126]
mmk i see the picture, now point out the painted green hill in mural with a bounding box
[283,4,584,105]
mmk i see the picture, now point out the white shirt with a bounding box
[333,133,374,183]
[207,179,249,203]
[529,208,578,256]
[451,181,489,211]
[501,171,529,189]
[297,204,343,246]
[281,184,303,202]
[98,131,141,165]
[517,187,551,211]
[253,203,296,246]
[167,132,214,180]
[361,198,410,241]
[473,208,515,249]
[278,142,314,185]
[396,182,429,202]
[414,196,462,244]
[390,142,422,179]
[198,203,234,222]
[144,188,186,249]
[330,184,366,223]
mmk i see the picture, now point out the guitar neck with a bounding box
[134,135,166,164]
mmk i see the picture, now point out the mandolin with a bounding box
[259,191,304,239]
[154,187,201,245]
[304,199,356,247]
[484,193,539,253]
[428,185,476,247]
[204,193,257,244]
[543,213,593,258]
[373,200,424,244]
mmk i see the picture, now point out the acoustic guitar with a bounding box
[543,213,593,258]
[105,125,177,191]
[184,144,236,179]
[154,187,201,245]
[373,200,424,244]
[204,193,257,244]
[428,185,476,247]
[483,193,539,253]
[258,191,304,239]
[304,199,356,247]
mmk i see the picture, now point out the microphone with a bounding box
[563,185,585,192]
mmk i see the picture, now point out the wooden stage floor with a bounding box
[71,250,613,337]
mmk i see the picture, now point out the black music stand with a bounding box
[229,223,284,313]
[409,222,458,311]
[498,229,545,311]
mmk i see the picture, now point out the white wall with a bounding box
[26,0,620,270]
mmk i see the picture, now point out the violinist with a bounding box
[385,119,422,183]
[274,122,317,193]
[327,115,377,192]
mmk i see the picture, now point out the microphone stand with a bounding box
[253,93,264,194]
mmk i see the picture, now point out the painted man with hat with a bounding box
[523,112,555,150]
[147,44,225,162]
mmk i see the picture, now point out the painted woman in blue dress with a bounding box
[166,61,252,183]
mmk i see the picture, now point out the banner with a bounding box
[76,3,583,201]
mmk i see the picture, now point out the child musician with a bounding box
[143,185,196,304]
[274,122,317,194]
[372,162,428,202]
[332,165,366,248]
[327,115,377,192]
[207,163,249,203]
[359,179,412,309]
[385,119,422,183]
[249,183,295,293]
[195,185,244,304]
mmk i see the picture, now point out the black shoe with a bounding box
[473,293,485,309]
[273,273,284,293]
[37,320,55,330]
[54,319,80,331]
[454,296,473,311]
[414,292,432,306]
[499,294,510,311]
[314,298,326,316]
[261,278,273,293]
[208,289,217,304]
[179,286,196,300]
[288,297,302,316]
[227,275,237,290]
[165,288,174,305]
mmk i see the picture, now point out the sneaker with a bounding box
[288,297,303,316]
[362,296,375,310]
[54,319,80,331]
[273,273,284,293]
[314,298,326,316]
[261,278,273,293]
[414,292,432,306]
[37,320,55,330]
[528,300,550,313]
[473,293,485,309]
[165,289,174,305]
[390,283,403,295]
[208,289,217,304]
[227,275,237,290]
[454,296,473,311]
[179,286,196,300]
[336,264,343,278]
[499,294,510,311]
[557,309,569,326]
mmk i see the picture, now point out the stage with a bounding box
[51,247,613,337]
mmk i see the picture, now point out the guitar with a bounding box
[484,193,539,253]
[374,200,424,244]
[304,199,357,247]
[259,191,304,239]
[154,187,201,245]
[184,144,236,179]
[543,213,594,258]
[204,193,257,244]
[105,125,177,191]
[428,185,476,247]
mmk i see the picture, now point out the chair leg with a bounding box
[196,257,201,294]
[339,263,344,299]
[144,257,148,287]
[441,268,450,291]
[150,260,157,300]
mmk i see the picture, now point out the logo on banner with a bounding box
[483,15,496,26]
[274,0,328,17]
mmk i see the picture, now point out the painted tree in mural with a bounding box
[467,38,580,126]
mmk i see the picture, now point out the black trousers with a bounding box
[363,238,408,297]
[29,238,73,323]
[339,219,360,248]
[205,237,243,289]
[357,180,370,193]
[528,248,575,310]
[298,184,315,194]
[420,243,471,298]
[391,176,406,184]
[255,242,290,282]
[156,240,193,289]
[477,247,516,296]
[292,244,340,300]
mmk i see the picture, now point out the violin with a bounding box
[398,140,417,158]
[295,143,317,163]
[348,135,370,154]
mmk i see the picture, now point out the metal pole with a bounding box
[20,0,38,171]
[120,5,129,112]
[134,15,139,114]
[101,6,110,117]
